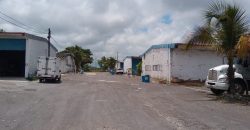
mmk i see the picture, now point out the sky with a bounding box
[0,0,250,61]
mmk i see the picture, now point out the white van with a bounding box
[37,56,61,83]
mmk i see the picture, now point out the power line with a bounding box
[0,10,63,49]
[0,15,32,32]
[0,10,47,34]
[51,36,65,49]
[51,36,59,45]
[0,15,45,34]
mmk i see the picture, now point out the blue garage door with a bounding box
[132,58,141,75]
[0,39,26,77]
[0,39,26,50]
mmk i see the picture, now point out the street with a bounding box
[0,73,250,130]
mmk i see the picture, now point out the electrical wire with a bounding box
[0,15,47,35]
[0,10,47,34]
[51,36,59,44]
[0,9,64,49]
[51,36,65,49]
[0,10,47,35]
[0,15,33,32]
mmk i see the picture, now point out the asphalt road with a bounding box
[0,73,250,130]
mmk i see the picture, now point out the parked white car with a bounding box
[116,69,124,74]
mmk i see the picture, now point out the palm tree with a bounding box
[187,1,249,95]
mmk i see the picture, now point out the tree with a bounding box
[136,61,142,76]
[187,1,249,95]
[98,56,107,71]
[60,45,93,71]
[98,56,116,71]
[106,57,116,70]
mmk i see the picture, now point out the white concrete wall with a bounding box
[123,58,132,73]
[25,39,57,77]
[142,48,171,80]
[171,49,223,81]
[59,56,75,73]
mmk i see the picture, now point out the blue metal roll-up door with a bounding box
[0,39,26,50]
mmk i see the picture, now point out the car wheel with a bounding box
[210,88,225,95]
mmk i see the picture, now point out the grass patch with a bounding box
[26,74,38,81]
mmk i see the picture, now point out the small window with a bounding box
[153,65,162,71]
[145,65,151,71]
[153,65,156,71]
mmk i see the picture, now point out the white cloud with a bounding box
[0,0,249,60]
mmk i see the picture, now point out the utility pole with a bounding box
[116,52,119,69]
[117,52,119,61]
[45,28,51,75]
[47,28,51,57]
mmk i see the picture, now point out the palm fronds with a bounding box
[187,1,249,56]
[186,26,215,49]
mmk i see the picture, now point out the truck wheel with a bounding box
[210,88,225,95]
[39,79,43,83]
[57,77,61,83]
[234,80,246,95]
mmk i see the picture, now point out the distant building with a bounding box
[57,53,76,73]
[0,32,58,78]
[123,56,142,75]
[141,43,224,82]
[115,61,124,70]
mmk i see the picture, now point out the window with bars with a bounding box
[153,65,162,71]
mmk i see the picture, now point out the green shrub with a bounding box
[26,74,38,81]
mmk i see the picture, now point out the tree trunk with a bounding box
[227,53,235,94]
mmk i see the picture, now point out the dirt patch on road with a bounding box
[215,94,250,105]
[23,88,37,92]
[174,81,204,87]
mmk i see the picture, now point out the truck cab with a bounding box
[206,56,250,95]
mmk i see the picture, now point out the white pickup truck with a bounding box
[37,56,61,83]
[206,57,250,95]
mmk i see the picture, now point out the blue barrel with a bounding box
[142,75,150,83]
[110,69,115,75]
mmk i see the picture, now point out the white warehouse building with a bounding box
[57,53,76,73]
[142,43,224,82]
[123,56,142,75]
[0,32,58,78]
